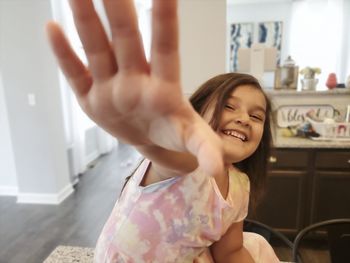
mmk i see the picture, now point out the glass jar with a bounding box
[274,56,298,89]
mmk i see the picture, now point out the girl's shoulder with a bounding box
[229,166,250,193]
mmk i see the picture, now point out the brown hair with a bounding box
[189,73,272,210]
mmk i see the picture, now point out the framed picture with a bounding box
[229,23,254,72]
[258,21,283,66]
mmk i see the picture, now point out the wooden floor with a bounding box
[0,143,140,263]
[0,143,330,263]
[272,240,330,263]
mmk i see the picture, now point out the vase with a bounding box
[301,78,318,90]
[326,73,337,89]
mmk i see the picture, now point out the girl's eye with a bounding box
[250,115,264,121]
[225,105,236,110]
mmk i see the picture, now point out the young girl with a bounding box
[46,0,280,262]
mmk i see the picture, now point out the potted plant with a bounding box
[299,67,321,90]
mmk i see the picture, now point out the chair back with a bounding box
[292,219,350,263]
[244,219,295,262]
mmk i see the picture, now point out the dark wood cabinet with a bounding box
[311,149,350,223]
[255,170,307,232]
[312,171,350,222]
[249,148,350,235]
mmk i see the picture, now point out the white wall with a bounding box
[0,0,72,204]
[0,72,18,195]
[179,0,226,96]
[343,0,350,79]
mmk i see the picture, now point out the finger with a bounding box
[69,0,117,79]
[46,21,92,96]
[102,0,148,72]
[151,0,180,82]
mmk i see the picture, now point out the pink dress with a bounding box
[94,159,279,263]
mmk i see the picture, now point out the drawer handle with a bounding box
[348,159,350,164]
[269,156,277,163]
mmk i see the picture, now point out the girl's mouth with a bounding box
[222,129,247,141]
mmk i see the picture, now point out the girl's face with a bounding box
[217,84,267,165]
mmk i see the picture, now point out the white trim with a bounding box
[85,149,100,167]
[72,176,79,186]
[16,184,74,205]
[0,186,18,196]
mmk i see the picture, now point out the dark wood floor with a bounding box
[0,143,141,263]
[272,240,330,263]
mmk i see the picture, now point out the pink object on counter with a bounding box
[326,73,337,89]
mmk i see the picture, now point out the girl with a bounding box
[46,0,280,262]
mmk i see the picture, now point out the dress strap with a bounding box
[119,157,145,197]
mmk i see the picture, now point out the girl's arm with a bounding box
[46,0,223,178]
[210,221,255,263]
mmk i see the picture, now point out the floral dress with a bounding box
[94,159,279,263]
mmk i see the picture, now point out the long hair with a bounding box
[189,73,272,210]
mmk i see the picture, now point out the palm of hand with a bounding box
[85,73,188,148]
[47,0,223,177]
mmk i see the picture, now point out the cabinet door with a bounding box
[252,170,307,233]
[311,171,350,223]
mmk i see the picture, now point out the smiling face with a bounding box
[191,73,272,208]
[216,85,267,164]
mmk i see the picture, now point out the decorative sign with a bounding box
[276,105,335,127]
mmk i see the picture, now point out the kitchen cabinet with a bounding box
[312,150,350,222]
[249,148,350,235]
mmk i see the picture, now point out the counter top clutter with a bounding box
[272,104,350,148]
[268,90,350,148]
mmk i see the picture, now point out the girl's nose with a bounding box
[235,112,250,126]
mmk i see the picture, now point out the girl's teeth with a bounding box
[224,130,246,141]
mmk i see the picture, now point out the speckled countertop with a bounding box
[266,87,350,96]
[273,135,350,149]
[272,127,350,148]
[44,246,94,263]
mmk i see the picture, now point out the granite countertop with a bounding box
[273,135,350,148]
[266,87,350,96]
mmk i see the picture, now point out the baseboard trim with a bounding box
[85,150,100,167]
[16,184,74,205]
[0,186,18,196]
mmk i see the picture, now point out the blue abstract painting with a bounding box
[229,23,253,72]
[258,21,283,66]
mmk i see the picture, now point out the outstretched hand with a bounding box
[46,0,223,177]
